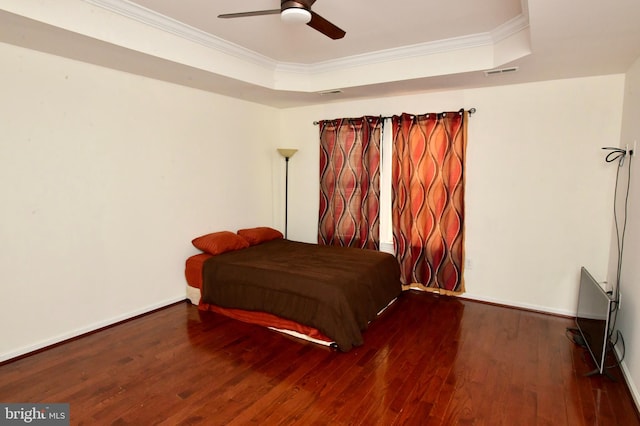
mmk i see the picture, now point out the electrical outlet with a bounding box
[465,258,473,270]
[633,140,637,156]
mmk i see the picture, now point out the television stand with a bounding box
[585,367,616,381]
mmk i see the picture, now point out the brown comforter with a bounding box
[201,239,402,352]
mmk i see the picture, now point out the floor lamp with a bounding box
[277,148,298,239]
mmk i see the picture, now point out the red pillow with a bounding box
[237,227,283,246]
[192,231,249,255]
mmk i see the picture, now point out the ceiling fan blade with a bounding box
[307,11,345,39]
[218,9,280,19]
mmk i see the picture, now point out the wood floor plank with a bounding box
[1,292,638,425]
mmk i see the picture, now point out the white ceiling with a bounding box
[1,0,640,108]
[130,0,524,63]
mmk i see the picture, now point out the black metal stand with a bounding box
[584,367,617,381]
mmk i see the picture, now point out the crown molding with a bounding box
[83,0,278,70]
[278,14,529,75]
[280,32,495,75]
[491,12,529,44]
[84,0,529,76]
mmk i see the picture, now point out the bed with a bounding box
[185,227,402,352]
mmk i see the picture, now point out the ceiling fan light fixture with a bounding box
[281,8,311,24]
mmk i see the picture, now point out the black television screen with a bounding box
[575,267,613,375]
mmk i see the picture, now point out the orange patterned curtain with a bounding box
[391,111,467,294]
[318,116,381,249]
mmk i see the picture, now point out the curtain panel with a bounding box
[391,111,467,294]
[318,116,382,249]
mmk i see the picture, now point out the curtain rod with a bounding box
[313,108,476,125]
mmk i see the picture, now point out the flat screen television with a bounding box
[575,267,614,375]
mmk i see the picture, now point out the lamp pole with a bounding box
[284,156,290,239]
[277,148,298,239]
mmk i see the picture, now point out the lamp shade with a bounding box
[277,148,298,158]
[281,8,311,24]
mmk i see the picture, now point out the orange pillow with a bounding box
[237,227,283,246]
[192,231,249,255]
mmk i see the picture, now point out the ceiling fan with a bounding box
[218,0,346,40]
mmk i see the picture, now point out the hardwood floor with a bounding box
[1,291,638,425]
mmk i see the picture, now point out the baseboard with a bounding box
[0,295,187,363]
[459,292,576,317]
[615,344,640,413]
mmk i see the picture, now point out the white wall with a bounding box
[0,42,280,361]
[609,55,640,408]
[279,75,625,316]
